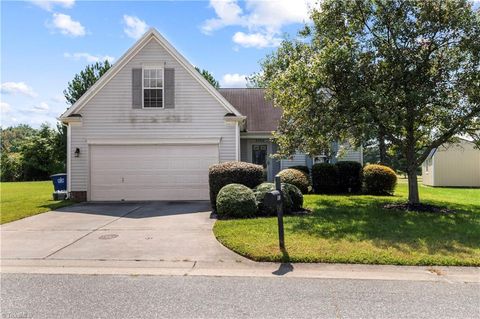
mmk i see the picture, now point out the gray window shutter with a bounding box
[132,68,142,109]
[164,68,175,109]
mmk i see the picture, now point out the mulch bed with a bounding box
[384,203,456,214]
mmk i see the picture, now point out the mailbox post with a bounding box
[264,176,285,250]
[275,175,285,250]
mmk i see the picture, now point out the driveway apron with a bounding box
[1,201,243,263]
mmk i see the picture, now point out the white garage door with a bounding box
[90,144,219,201]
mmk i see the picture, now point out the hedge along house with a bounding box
[60,28,363,202]
[422,138,480,187]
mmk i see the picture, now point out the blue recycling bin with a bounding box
[50,173,67,192]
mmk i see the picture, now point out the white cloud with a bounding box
[202,0,315,48]
[30,0,75,11]
[232,32,281,48]
[244,0,314,32]
[123,15,148,39]
[202,0,245,34]
[0,102,11,113]
[221,73,247,88]
[33,102,50,112]
[64,52,115,63]
[50,13,85,37]
[0,82,38,98]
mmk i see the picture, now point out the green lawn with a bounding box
[1,181,73,224]
[214,179,480,266]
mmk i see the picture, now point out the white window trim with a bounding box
[142,66,165,109]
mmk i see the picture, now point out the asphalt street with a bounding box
[1,273,479,319]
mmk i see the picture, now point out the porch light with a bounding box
[74,148,80,157]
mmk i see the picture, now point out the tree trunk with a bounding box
[407,167,420,205]
[378,128,387,165]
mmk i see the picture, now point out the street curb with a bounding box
[1,259,479,283]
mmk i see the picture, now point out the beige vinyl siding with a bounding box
[70,39,236,192]
[423,140,480,187]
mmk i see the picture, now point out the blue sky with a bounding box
[1,0,313,128]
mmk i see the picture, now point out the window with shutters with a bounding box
[142,67,164,108]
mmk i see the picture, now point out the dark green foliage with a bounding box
[195,67,220,88]
[254,182,303,215]
[209,161,265,211]
[260,0,480,205]
[363,164,397,195]
[0,152,22,182]
[283,183,303,211]
[21,124,65,180]
[312,163,339,194]
[277,168,310,194]
[0,124,66,181]
[216,184,257,218]
[288,165,310,175]
[64,60,112,105]
[1,124,36,153]
[254,183,278,216]
[336,161,363,193]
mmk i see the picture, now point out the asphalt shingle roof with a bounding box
[218,88,281,133]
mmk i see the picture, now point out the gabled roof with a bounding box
[218,88,281,132]
[60,28,242,119]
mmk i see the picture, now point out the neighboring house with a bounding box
[422,139,480,187]
[60,28,362,201]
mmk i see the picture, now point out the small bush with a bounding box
[216,184,257,218]
[209,161,265,211]
[363,164,397,195]
[254,183,277,216]
[283,183,303,211]
[288,165,310,175]
[336,161,363,193]
[312,163,339,194]
[253,182,303,215]
[277,168,310,194]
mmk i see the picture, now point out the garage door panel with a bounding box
[90,144,218,201]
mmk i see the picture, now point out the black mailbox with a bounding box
[264,190,282,207]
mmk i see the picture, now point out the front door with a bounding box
[252,144,268,168]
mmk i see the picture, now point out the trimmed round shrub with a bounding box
[216,184,257,218]
[254,183,277,216]
[288,165,310,175]
[363,164,397,195]
[283,183,303,212]
[277,168,310,194]
[312,163,339,194]
[253,182,301,215]
[336,161,363,193]
[209,161,265,211]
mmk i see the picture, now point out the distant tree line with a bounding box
[1,123,66,181]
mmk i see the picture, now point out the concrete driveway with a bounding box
[1,201,243,263]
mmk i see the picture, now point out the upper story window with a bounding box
[143,68,163,108]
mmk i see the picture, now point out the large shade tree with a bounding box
[260,0,479,205]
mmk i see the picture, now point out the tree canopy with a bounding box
[195,67,220,88]
[0,124,65,181]
[260,0,480,204]
[64,60,112,105]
